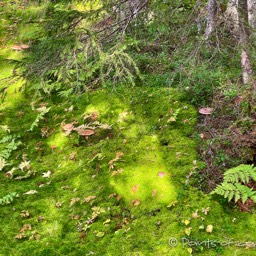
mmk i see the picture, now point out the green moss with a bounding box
[1,22,256,254]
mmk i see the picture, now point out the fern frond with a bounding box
[211,165,256,204]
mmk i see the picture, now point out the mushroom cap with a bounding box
[157,171,166,177]
[199,107,213,115]
[11,45,23,51]
[78,129,95,136]
[62,123,74,131]
[20,44,30,49]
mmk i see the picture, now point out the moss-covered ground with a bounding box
[1,1,256,256]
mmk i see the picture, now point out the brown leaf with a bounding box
[55,202,62,208]
[132,199,141,206]
[70,197,80,206]
[29,232,40,240]
[69,151,77,160]
[20,224,32,233]
[15,233,26,239]
[108,193,117,198]
[152,189,157,197]
[20,210,30,218]
[131,184,139,193]
[109,152,124,167]
[111,168,124,176]
[72,215,81,220]
[83,195,96,203]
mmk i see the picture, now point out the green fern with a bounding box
[0,139,22,160]
[30,107,51,131]
[0,192,18,205]
[211,164,256,204]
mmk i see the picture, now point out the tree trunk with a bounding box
[225,0,240,36]
[205,0,217,39]
[241,49,253,84]
[225,0,254,85]
[247,0,256,33]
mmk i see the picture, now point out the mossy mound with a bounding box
[0,80,256,255]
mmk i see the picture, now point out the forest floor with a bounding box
[0,1,256,256]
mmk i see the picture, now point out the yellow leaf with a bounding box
[184,219,190,226]
[187,248,193,254]
[192,210,199,219]
[167,117,176,122]
[185,227,192,236]
[206,224,213,233]
[96,232,105,237]
[103,219,111,225]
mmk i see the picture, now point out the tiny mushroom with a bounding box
[10,45,23,51]
[61,123,74,135]
[199,107,213,115]
[10,44,30,51]
[78,129,95,136]
[157,171,166,178]
[20,44,30,50]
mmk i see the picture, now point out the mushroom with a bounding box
[78,129,95,136]
[20,44,30,49]
[199,107,213,115]
[199,107,213,125]
[61,123,74,135]
[157,172,166,178]
[10,45,23,51]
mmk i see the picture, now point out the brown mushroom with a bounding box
[20,44,30,49]
[157,172,166,178]
[62,123,74,131]
[61,123,74,135]
[10,45,23,51]
[199,107,213,115]
[78,129,95,136]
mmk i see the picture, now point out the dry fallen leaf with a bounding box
[108,193,117,198]
[83,195,96,203]
[20,224,32,233]
[206,224,213,233]
[131,184,139,193]
[187,248,193,254]
[184,219,190,226]
[185,227,192,236]
[29,231,40,240]
[19,161,31,171]
[55,202,62,208]
[109,152,124,169]
[15,233,26,239]
[23,190,38,195]
[111,168,124,176]
[152,189,157,197]
[42,171,52,178]
[202,207,210,215]
[50,145,57,150]
[132,199,141,206]
[192,210,199,219]
[20,210,30,218]
[70,197,80,206]
[69,151,77,160]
